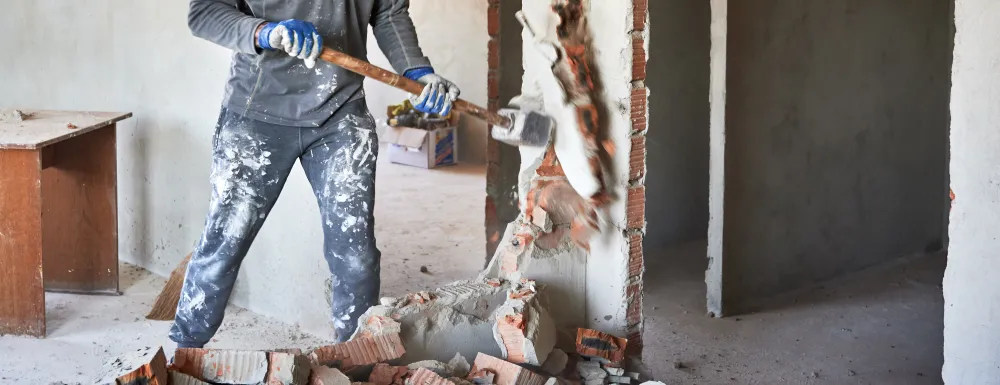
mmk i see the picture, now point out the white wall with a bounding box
[943,0,1000,382]
[0,0,485,338]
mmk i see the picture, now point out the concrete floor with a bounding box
[643,241,945,385]
[0,157,946,384]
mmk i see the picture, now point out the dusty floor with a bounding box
[643,241,945,385]
[0,158,946,384]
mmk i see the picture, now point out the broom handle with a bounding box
[318,48,512,128]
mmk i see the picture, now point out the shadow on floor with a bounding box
[642,240,944,385]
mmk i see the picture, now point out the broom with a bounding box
[145,253,192,320]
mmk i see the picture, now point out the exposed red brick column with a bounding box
[485,0,504,260]
[624,0,649,358]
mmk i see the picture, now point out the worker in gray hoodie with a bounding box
[170,0,459,348]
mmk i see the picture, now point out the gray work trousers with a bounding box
[169,99,380,347]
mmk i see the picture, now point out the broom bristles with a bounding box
[146,253,192,321]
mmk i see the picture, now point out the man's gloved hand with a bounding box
[404,67,461,117]
[257,19,323,68]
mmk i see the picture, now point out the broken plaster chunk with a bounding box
[355,315,403,339]
[448,353,472,378]
[0,109,33,123]
[575,329,627,365]
[540,349,569,375]
[309,333,406,368]
[370,363,409,385]
[608,376,631,384]
[468,353,548,385]
[310,365,352,385]
[172,348,268,384]
[95,346,169,385]
[380,297,401,307]
[493,281,556,366]
[576,362,606,385]
[265,351,312,385]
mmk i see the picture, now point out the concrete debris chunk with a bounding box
[352,279,512,363]
[169,370,210,385]
[172,348,268,384]
[407,368,458,385]
[540,350,568,375]
[576,361,606,385]
[575,329,627,365]
[310,365,352,385]
[95,346,169,385]
[309,333,406,368]
[0,109,33,123]
[355,315,403,339]
[492,280,556,366]
[448,353,472,378]
[265,351,312,385]
[370,363,409,385]
[608,375,631,384]
[602,367,623,376]
[468,353,547,385]
[407,361,455,377]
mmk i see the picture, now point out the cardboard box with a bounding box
[384,125,458,169]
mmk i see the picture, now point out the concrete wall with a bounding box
[944,0,1000,382]
[644,0,711,248]
[0,0,486,338]
[714,0,952,313]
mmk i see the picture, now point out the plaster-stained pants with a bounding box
[169,100,380,347]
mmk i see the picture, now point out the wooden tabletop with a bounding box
[0,110,132,150]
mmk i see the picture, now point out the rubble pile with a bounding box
[95,278,657,385]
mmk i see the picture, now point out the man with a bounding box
[170,0,460,348]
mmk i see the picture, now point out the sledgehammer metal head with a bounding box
[491,108,554,147]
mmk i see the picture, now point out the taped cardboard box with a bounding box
[384,125,458,169]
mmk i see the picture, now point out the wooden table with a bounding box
[0,110,132,337]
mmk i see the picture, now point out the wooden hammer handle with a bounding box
[318,48,511,128]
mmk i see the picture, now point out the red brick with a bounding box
[632,36,646,80]
[488,4,501,36]
[627,234,643,278]
[172,349,268,384]
[370,363,409,385]
[629,136,646,182]
[575,329,628,364]
[98,346,169,385]
[265,352,311,385]
[633,0,648,31]
[488,69,500,100]
[630,88,647,134]
[468,353,548,385]
[488,39,501,71]
[625,331,643,357]
[626,186,646,230]
[409,368,457,385]
[309,333,406,369]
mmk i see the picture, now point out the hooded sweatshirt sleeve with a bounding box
[188,0,267,55]
[370,0,433,74]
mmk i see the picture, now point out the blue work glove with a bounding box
[257,19,323,68]
[404,67,461,117]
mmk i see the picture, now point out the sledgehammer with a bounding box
[318,47,552,148]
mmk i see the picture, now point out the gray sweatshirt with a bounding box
[188,0,432,127]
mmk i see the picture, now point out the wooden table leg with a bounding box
[41,125,119,295]
[0,149,45,337]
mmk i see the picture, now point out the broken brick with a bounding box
[493,281,556,366]
[370,363,409,385]
[309,333,406,369]
[468,353,547,385]
[265,351,311,385]
[355,316,403,339]
[169,370,210,385]
[310,365,351,385]
[575,329,627,364]
[96,346,169,385]
[171,348,268,384]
